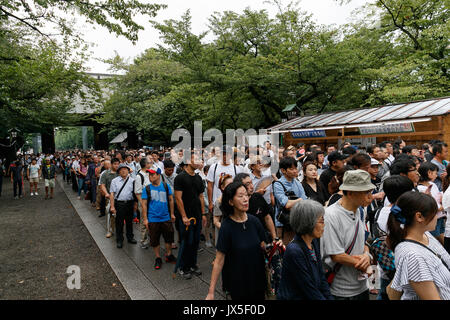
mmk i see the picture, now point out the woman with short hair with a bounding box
[277,199,333,300]
[206,182,267,300]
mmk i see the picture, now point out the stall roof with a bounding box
[268,96,450,133]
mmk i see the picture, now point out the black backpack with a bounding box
[371,207,386,239]
[144,182,170,206]
[272,180,298,228]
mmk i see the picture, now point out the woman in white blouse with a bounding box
[387,191,450,300]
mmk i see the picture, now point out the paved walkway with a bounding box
[0,178,129,300]
[57,177,225,300]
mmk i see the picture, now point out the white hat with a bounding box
[370,158,381,166]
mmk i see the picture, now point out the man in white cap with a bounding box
[321,169,375,300]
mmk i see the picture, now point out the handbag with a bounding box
[325,219,359,285]
[273,180,298,227]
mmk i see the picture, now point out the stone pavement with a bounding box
[57,176,225,300]
[0,178,129,300]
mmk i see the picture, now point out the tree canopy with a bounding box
[0,0,165,156]
[101,0,449,143]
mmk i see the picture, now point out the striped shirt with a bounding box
[392,232,450,300]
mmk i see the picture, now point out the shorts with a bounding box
[430,217,446,237]
[30,177,39,183]
[148,221,174,247]
[45,179,55,188]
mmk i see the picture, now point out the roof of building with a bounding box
[268,96,450,133]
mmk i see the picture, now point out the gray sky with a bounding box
[81,0,368,74]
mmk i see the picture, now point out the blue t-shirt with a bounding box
[141,182,173,222]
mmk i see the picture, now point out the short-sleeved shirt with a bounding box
[29,164,40,179]
[216,214,266,299]
[392,232,450,300]
[42,164,56,180]
[10,164,23,180]
[141,181,173,222]
[206,163,242,204]
[110,175,135,201]
[99,170,118,193]
[320,201,368,298]
[273,176,307,226]
[134,170,150,194]
[174,171,204,219]
[431,159,446,191]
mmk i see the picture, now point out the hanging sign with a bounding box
[291,130,326,139]
[359,123,415,135]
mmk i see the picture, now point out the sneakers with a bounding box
[14,196,18,200]
[190,266,202,276]
[205,240,213,248]
[165,254,177,264]
[35,192,38,196]
[30,192,34,196]
[140,242,149,249]
[77,196,81,200]
[154,257,162,270]
[179,269,192,280]
[106,232,112,238]
[198,247,204,253]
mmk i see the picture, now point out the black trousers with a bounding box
[115,200,134,243]
[0,175,3,196]
[100,195,106,214]
[178,218,201,271]
[13,179,22,197]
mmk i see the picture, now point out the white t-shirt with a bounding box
[72,160,80,172]
[417,182,443,215]
[206,162,242,204]
[29,164,40,178]
[442,187,450,238]
[376,206,391,235]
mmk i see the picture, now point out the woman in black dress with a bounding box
[206,181,267,300]
[301,161,327,206]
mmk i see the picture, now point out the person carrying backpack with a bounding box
[141,166,176,270]
[134,157,151,248]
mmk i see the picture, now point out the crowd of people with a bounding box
[2,137,450,300]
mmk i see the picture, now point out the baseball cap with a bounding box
[327,151,347,164]
[370,158,380,166]
[117,163,130,172]
[339,169,376,192]
[147,166,161,175]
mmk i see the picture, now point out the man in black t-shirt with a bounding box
[319,151,347,201]
[174,152,206,279]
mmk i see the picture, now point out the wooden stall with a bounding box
[268,97,450,149]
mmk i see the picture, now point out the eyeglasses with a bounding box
[408,168,418,172]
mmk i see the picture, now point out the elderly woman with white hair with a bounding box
[277,200,333,300]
